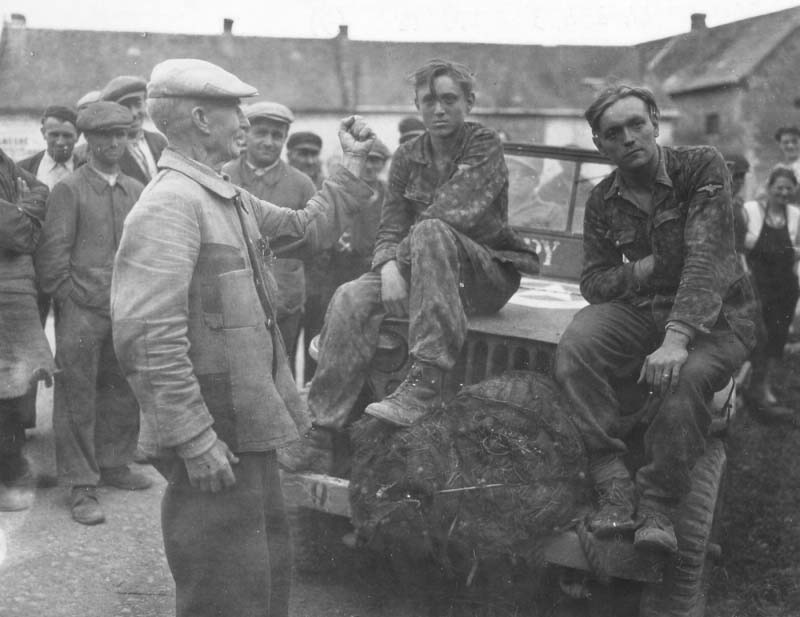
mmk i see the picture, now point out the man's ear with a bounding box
[653,119,660,139]
[190,106,211,135]
[413,97,420,111]
[466,91,476,113]
[40,125,47,140]
[592,135,605,156]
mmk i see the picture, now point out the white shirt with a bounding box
[36,151,74,189]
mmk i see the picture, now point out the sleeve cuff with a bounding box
[176,427,218,459]
[665,320,696,342]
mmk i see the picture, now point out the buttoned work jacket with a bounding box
[111,148,372,458]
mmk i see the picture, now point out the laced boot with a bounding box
[634,499,678,554]
[277,426,334,474]
[587,456,637,536]
[364,361,444,427]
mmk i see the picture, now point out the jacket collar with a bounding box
[604,146,673,200]
[158,147,237,200]
[82,163,131,195]
[406,123,470,165]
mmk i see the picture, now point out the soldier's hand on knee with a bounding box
[380,260,409,317]
[638,342,689,396]
[184,439,240,493]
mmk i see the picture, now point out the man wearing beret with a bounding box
[36,101,151,526]
[222,102,317,368]
[110,58,375,617]
[101,75,168,185]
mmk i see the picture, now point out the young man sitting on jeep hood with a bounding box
[554,85,756,554]
[284,59,539,471]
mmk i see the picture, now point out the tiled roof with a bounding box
[639,6,800,95]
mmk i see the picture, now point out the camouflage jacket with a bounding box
[581,145,756,349]
[371,122,539,275]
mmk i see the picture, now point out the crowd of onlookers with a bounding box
[0,71,426,524]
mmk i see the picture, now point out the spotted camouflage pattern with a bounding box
[581,145,756,348]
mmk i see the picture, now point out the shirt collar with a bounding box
[245,157,281,176]
[41,150,74,172]
[84,164,126,194]
[406,123,469,165]
[605,146,672,200]
[158,147,237,200]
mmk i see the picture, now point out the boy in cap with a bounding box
[223,102,317,367]
[397,115,426,145]
[36,101,151,526]
[287,130,325,189]
[101,75,167,184]
[111,58,375,617]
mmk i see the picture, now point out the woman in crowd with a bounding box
[744,167,800,418]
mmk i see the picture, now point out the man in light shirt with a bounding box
[100,75,167,185]
[18,105,83,190]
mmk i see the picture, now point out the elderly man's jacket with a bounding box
[580,145,756,349]
[111,148,371,458]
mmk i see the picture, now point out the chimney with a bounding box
[223,18,233,35]
[334,24,356,109]
[8,13,26,28]
[338,25,348,39]
[691,13,707,32]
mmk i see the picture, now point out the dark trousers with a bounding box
[155,451,292,617]
[555,301,748,502]
[0,396,31,484]
[277,310,303,374]
[53,300,139,487]
[309,219,520,430]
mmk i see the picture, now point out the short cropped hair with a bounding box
[409,59,475,98]
[585,85,660,135]
[774,126,800,142]
[768,166,799,187]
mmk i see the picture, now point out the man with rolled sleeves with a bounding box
[110,58,375,617]
[554,85,756,553]
[36,101,151,526]
[100,75,168,185]
[222,102,316,367]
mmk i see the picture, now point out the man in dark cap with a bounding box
[223,102,317,368]
[554,85,755,554]
[111,58,375,617]
[287,130,325,189]
[101,75,167,184]
[36,101,150,526]
[397,115,426,145]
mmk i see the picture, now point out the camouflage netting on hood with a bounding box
[349,371,590,580]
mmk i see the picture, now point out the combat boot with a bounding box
[277,426,334,474]
[634,499,678,553]
[587,456,637,536]
[364,361,443,427]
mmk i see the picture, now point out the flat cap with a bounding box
[42,105,78,127]
[398,115,426,144]
[723,152,750,174]
[147,59,258,100]
[367,138,391,160]
[287,131,322,152]
[76,90,102,111]
[101,75,147,103]
[76,101,133,132]
[244,101,294,124]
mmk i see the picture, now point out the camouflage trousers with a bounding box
[308,219,520,430]
[554,301,748,502]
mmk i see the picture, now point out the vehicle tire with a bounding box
[638,438,726,617]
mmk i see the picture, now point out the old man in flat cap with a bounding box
[101,75,167,184]
[36,101,150,526]
[222,102,317,369]
[111,59,375,617]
